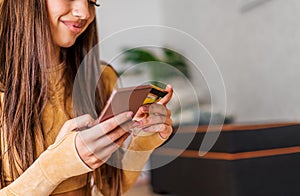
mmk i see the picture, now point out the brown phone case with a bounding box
[97,85,153,123]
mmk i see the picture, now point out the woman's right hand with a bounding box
[56,112,134,170]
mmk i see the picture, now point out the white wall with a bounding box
[96,0,164,71]
[97,0,163,37]
[98,0,300,123]
[161,0,300,123]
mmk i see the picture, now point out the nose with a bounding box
[72,0,91,20]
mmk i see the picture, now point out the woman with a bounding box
[0,0,173,195]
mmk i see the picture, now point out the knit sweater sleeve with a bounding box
[121,133,167,193]
[0,131,92,195]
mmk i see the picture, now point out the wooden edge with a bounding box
[153,146,300,160]
[174,122,300,133]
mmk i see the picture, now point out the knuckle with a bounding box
[161,124,167,130]
[160,115,167,123]
[101,120,115,133]
[154,124,163,131]
[83,114,94,121]
[150,104,168,115]
[155,115,166,124]
[81,114,94,127]
[119,123,130,132]
[92,124,105,136]
[115,112,131,123]
[82,114,90,118]
[63,119,74,129]
[164,124,171,131]
[144,117,151,125]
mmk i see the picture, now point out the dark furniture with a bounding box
[150,123,300,196]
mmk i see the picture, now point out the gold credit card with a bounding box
[143,85,168,105]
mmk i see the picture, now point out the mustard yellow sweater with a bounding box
[0,64,166,195]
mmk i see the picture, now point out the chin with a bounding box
[61,40,77,48]
[55,37,77,48]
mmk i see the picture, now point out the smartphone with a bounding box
[97,84,168,123]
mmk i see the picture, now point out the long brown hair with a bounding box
[0,0,122,195]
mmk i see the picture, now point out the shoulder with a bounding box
[100,61,119,81]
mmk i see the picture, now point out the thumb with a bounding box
[55,114,95,143]
[158,84,173,106]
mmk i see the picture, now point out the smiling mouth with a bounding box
[62,21,84,34]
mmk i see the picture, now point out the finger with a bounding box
[159,125,173,139]
[143,124,173,139]
[149,103,170,117]
[104,132,130,154]
[100,120,139,147]
[63,114,95,131]
[138,115,172,128]
[101,126,130,147]
[114,132,131,147]
[119,120,141,132]
[77,131,128,166]
[89,119,136,147]
[95,111,133,135]
[134,105,150,119]
[95,133,130,162]
[141,124,169,132]
[158,84,173,106]
[55,114,95,142]
[80,111,133,142]
[75,133,105,169]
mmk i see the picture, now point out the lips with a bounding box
[61,20,85,34]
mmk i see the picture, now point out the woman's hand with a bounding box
[134,85,173,139]
[56,112,135,170]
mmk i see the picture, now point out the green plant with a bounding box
[121,47,190,79]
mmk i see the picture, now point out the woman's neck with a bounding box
[49,45,61,67]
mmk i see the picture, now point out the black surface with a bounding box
[166,124,300,153]
[151,153,300,196]
[151,124,300,196]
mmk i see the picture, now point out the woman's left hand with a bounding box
[133,85,173,139]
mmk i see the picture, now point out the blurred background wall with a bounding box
[97,0,300,123]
